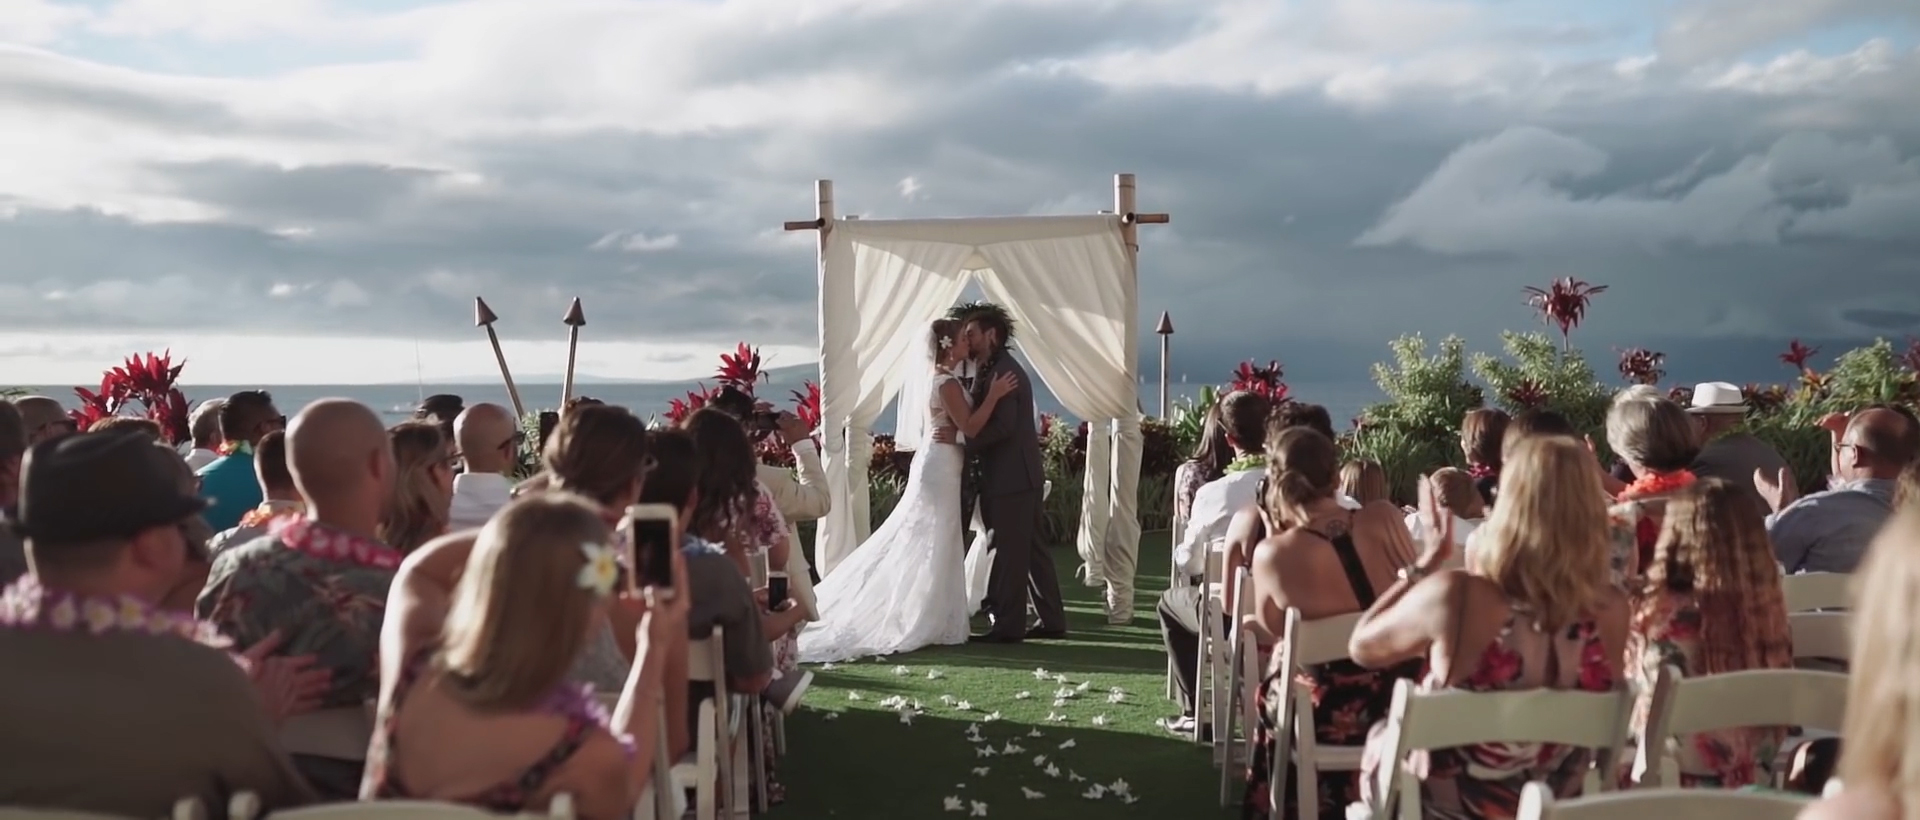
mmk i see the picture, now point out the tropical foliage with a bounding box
[61,351,193,444]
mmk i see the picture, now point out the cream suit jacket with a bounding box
[758,439,829,620]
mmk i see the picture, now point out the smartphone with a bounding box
[749,410,781,436]
[767,572,790,612]
[624,503,678,592]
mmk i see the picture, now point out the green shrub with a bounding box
[1470,331,1612,442]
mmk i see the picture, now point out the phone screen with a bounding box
[767,572,790,611]
[625,504,677,590]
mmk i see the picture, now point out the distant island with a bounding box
[380,363,817,387]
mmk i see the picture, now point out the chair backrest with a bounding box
[747,550,769,589]
[1280,609,1364,668]
[1657,666,1848,737]
[684,629,726,684]
[1516,781,1809,820]
[1789,611,1851,662]
[1781,572,1850,612]
[1204,541,1228,585]
[267,798,575,819]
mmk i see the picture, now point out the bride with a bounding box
[797,317,1017,663]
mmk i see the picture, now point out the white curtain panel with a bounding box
[974,221,1140,595]
[815,224,973,576]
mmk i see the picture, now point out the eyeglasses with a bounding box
[500,431,526,453]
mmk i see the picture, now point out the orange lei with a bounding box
[1619,469,1695,501]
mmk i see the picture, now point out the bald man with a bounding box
[15,396,74,445]
[1760,405,1920,573]
[447,403,520,531]
[197,399,398,800]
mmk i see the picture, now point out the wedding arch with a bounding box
[786,175,1169,610]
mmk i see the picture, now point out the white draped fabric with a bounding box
[813,213,1145,610]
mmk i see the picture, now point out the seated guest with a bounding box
[1339,459,1390,506]
[412,394,464,443]
[209,431,302,557]
[708,386,830,619]
[1461,408,1509,506]
[15,396,75,445]
[1160,390,1270,736]
[1241,428,1425,818]
[184,399,226,471]
[0,430,313,816]
[1505,407,1580,446]
[1607,391,1701,580]
[0,400,26,584]
[379,422,455,554]
[1173,400,1232,537]
[1352,435,1628,816]
[364,494,682,818]
[152,442,217,614]
[1761,406,1918,574]
[1627,477,1792,788]
[199,399,397,799]
[1685,382,1787,518]
[1403,466,1485,555]
[89,416,164,441]
[197,390,286,532]
[449,403,521,531]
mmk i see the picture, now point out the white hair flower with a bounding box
[577,542,620,597]
[939,336,954,350]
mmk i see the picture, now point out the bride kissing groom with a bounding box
[796,303,1069,664]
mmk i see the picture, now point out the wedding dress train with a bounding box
[798,373,972,664]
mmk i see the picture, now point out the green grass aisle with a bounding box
[781,532,1240,819]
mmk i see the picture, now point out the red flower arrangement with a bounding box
[1230,359,1290,403]
[1779,339,1820,371]
[1524,277,1607,351]
[1615,347,1666,385]
[69,351,191,444]
[1503,379,1549,409]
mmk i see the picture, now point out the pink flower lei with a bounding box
[0,576,231,648]
[271,516,404,570]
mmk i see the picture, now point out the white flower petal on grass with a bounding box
[892,665,912,676]
[1058,739,1077,750]
[821,662,838,671]
[1032,667,1051,680]
[1001,741,1023,755]
[971,766,990,777]
[823,713,840,721]
[1106,692,1127,704]
[1032,754,1047,767]
[1109,779,1131,796]
[1026,728,1043,738]
[956,700,973,711]
[976,746,996,758]
[1022,788,1045,800]
[944,796,965,812]
[913,699,926,711]
[1082,784,1108,800]
[1108,686,1124,695]
[1121,794,1140,804]
[1052,698,1069,707]
[1075,680,1092,693]
[1044,712,1069,723]
[1053,687,1076,699]
[941,694,957,705]
[1053,674,1069,684]
[848,691,864,701]
[1091,715,1109,726]
[1067,770,1087,783]
[927,669,945,680]
[969,800,988,817]
[899,711,914,726]
[1013,691,1031,700]
[1044,762,1062,778]
[983,711,1002,722]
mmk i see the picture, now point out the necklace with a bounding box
[0,576,230,647]
[270,516,404,570]
[1227,453,1264,473]
[239,500,305,530]
[1619,469,1696,501]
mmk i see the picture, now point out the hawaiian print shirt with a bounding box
[196,517,400,708]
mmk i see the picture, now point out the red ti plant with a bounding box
[69,350,191,443]
[1742,384,1788,414]
[1779,339,1820,371]
[790,381,821,432]
[664,384,720,426]
[1230,359,1290,403]
[1616,347,1666,385]
[1524,277,1608,351]
[1503,379,1550,409]
[716,343,765,391]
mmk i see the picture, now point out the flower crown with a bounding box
[577,542,620,597]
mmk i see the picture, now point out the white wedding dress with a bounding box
[798,370,975,663]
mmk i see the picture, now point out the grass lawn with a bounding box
[782,531,1240,819]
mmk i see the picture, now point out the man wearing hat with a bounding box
[0,430,313,817]
[1687,382,1790,517]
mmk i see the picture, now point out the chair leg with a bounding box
[696,700,718,820]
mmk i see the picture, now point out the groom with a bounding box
[934,304,1067,643]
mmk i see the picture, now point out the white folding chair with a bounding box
[1195,541,1229,745]
[1789,611,1851,665]
[1360,679,1634,820]
[268,796,575,819]
[1781,573,1850,612]
[1517,781,1808,819]
[1634,665,1847,789]
[1169,498,1189,702]
[1217,566,1263,803]
[0,797,211,820]
[672,631,740,820]
[1267,609,1367,820]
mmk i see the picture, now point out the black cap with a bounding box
[10,430,209,543]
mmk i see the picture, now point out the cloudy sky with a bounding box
[1,0,1917,390]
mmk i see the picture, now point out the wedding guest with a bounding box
[379,421,455,554]
[1504,407,1581,447]
[0,430,314,817]
[1339,459,1390,506]
[0,401,28,584]
[209,431,302,557]
[89,416,164,441]
[1607,391,1701,580]
[710,386,830,620]
[449,403,522,531]
[184,398,226,471]
[1685,382,1788,518]
[197,390,285,532]
[154,441,217,614]
[1351,435,1628,815]
[1273,401,1337,441]
[363,494,683,818]
[1627,478,1793,788]
[1800,507,1920,819]
[1173,400,1232,537]
[1241,428,1425,818]
[1461,408,1509,506]
[199,399,397,799]
[1403,466,1485,555]
[1761,406,1918,574]
[1160,390,1270,737]
[15,396,75,444]
[412,394,464,442]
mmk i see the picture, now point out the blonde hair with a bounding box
[1639,478,1791,675]
[1471,436,1613,632]
[1339,460,1389,506]
[438,493,612,710]
[379,421,452,553]
[1838,509,1920,804]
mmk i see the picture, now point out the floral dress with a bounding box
[1627,591,1784,788]
[1174,460,1215,538]
[1361,608,1616,820]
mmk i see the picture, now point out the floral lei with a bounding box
[540,680,636,761]
[238,501,305,531]
[0,576,231,648]
[270,515,404,570]
[217,441,254,457]
[1226,453,1265,473]
[1619,468,1696,501]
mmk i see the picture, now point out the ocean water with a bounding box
[15,379,1383,434]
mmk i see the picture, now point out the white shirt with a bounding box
[184,448,219,472]
[1174,468,1367,578]
[449,471,515,532]
[1404,511,1483,553]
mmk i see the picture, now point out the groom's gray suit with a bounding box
[967,351,1067,640]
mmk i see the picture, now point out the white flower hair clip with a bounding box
[577,542,620,597]
[939,336,954,350]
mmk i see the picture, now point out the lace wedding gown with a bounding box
[798,370,972,663]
